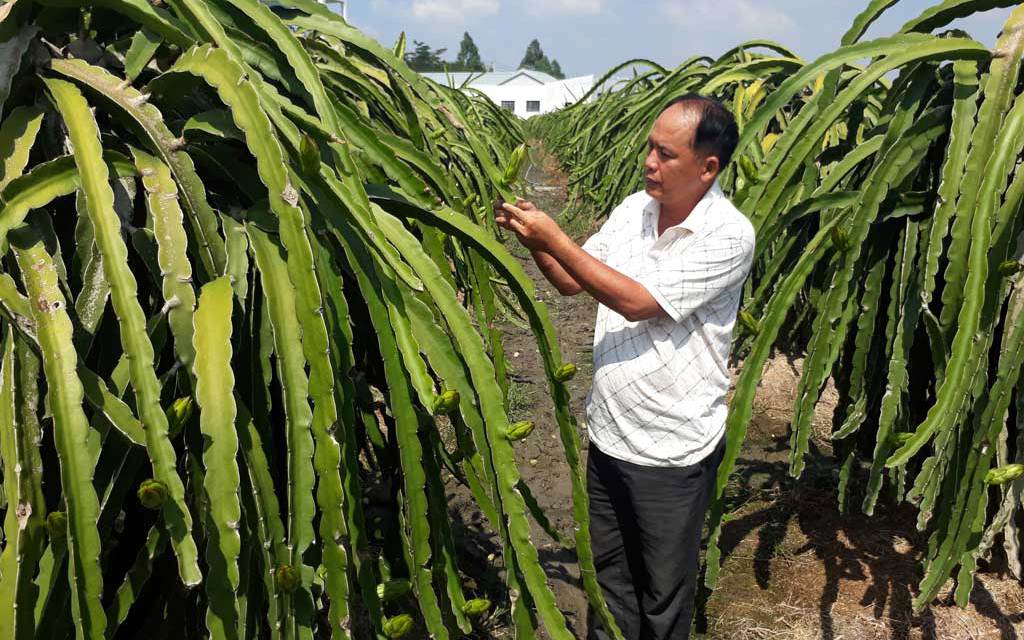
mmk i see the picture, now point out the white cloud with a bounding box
[662,0,795,36]
[411,0,500,22]
[524,0,604,16]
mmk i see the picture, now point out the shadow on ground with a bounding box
[702,429,1024,640]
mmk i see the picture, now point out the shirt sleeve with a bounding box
[637,231,754,324]
[580,204,624,263]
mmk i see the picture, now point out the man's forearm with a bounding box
[491,178,664,320]
[530,248,584,295]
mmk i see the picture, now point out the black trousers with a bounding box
[586,437,725,640]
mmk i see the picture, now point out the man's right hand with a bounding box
[494,197,566,253]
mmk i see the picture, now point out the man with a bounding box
[495,93,754,640]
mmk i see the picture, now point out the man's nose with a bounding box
[644,149,657,172]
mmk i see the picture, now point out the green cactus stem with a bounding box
[985,464,1024,485]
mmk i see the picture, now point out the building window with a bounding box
[501,100,515,111]
[526,100,541,113]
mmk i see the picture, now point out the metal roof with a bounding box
[421,69,561,87]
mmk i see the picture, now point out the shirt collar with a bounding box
[644,180,722,235]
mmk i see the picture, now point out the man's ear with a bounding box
[701,155,720,183]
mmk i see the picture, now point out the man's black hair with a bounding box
[662,93,739,169]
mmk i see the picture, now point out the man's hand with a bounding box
[493,197,666,319]
[494,198,567,252]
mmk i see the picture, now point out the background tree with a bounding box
[454,31,487,72]
[519,38,548,71]
[518,39,565,79]
[404,39,448,71]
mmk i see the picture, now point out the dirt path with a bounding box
[444,149,1024,639]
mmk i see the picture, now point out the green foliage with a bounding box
[0,1,616,638]
[533,0,1024,614]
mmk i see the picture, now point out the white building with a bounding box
[422,69,594,118]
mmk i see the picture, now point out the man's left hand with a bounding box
[494,198,566,253]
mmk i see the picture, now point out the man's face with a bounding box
[643,104,718,207]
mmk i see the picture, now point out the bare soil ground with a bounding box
[442,149,1024,639]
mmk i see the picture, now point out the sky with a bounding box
[349,1,1014,77]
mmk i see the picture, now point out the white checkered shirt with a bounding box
[580,183,755,467]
